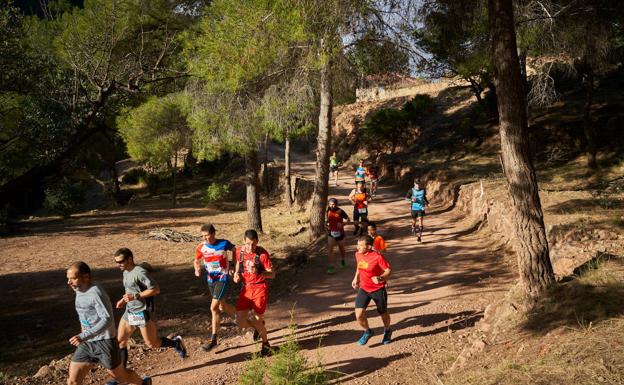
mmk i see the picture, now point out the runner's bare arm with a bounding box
[124,285,160,302]
[233,257,241,283]
[348,189,356,203]
[259,268,276,279]
[193,257,202,277]
[352,270,360,289]
[373,267,392,284]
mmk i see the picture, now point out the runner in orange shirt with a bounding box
[349,181,371,236]
[352,236,392,346]
[367,222,387,253]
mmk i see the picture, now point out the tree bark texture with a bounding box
[488,0,555,298]
[309,57,332,239]
[171,153,177,208]
[284,136,293,207]
[583,68,597,169]
[245,149,263,232]
[263,132,270,194]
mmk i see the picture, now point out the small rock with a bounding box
[33,365,51,378]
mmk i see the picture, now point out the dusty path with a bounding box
[150,166,513,385]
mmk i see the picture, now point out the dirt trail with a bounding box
[151,165,513,384]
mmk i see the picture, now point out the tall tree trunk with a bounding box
[263,132,270,195]
[309,53,332,239]
[245,149,263,231]
[171,153,177,207]
[284,134,293,207]
[583,68,597,169]
[488,0,555,299]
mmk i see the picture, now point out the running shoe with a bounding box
[104,380,119,385]
[260,342,272,357]
[141,377,152,385]
[200,338,217,352]
[340,258,346,268]
[357,329,374,346]
[327,265,335,274]
[173,335,187,359]
[382,330,393,345]
[417,236,422,242]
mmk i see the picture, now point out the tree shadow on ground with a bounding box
[327,353,412,384]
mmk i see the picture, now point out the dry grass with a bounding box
[433,259,624,385]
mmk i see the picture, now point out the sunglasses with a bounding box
[114,257,127,264]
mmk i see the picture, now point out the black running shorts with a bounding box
[208,279,229,300]
[355,287,388,314]
[411,210,425,219]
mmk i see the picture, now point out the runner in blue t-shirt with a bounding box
[354,160,368,186]
[194,223,237,352]
[404,178,429,242]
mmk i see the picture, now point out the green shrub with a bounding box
[402,94,435,122]
[202,183,230,204]
[121,168,147,184]
[238,324,327,385]
[44,177,85,218]
[361,94,436,153]
[362,108,409,153]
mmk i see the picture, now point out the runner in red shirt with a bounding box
[352,235,392,346]
[233,229,276,356]
[326,198,350,274]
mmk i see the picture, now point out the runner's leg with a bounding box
[117,319,136,368]
[248,313,268,343]
[67,361,91,385]
[338,240,346,266]
[138,320,162,349]
[219,300,236,318]
[380,312,391,329]
[210,298,222,337]
[327,237,336,268]
[355,308,370,330]
[107,364,144,385]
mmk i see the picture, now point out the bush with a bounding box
[362,108,409,153]
[121,168,147,185]
[202,183,230,204]
[44,177,86,218]
[402,94,435,122]
[238,324,327,385]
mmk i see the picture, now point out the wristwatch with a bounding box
[135,292,141,300]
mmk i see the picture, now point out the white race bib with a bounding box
[205,261,222,272]
[330,231,342,238]
[358,208,368,214]
[128,311,146,327]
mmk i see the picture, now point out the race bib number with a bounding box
[330,231,342,238]
[128,311,146,327]
[205,261,222,272]
[358,208,368,214]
